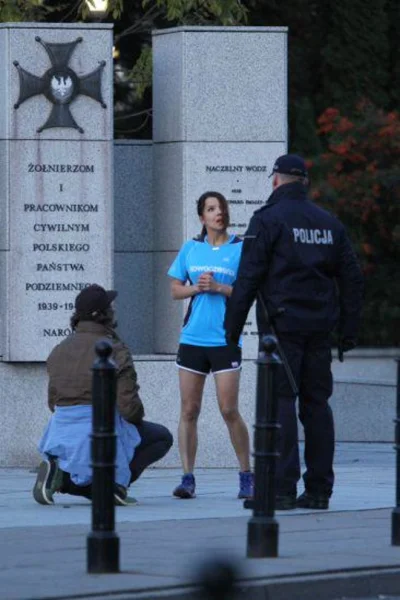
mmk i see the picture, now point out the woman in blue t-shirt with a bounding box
[168,191,253,500]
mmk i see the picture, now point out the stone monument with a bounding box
[0,22,113,361]
[151,26,288,357]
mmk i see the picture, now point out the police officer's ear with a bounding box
[272,174,280,189]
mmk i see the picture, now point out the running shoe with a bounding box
[32,457,63,505]
[238,471,254,499]
[173,473,196,499]
[114,484,138,506]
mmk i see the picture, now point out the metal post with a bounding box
[247,335,282,558]
[87,340,120,573]
[392,358,400,545]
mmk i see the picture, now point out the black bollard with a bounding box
[87,340,120,573]
[247,335,282,558]
[392,358,400,545]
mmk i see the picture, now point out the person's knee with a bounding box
[163,427,174,449]
[144,422,173,450]
[181,404,201,423]
[220,405,239,424]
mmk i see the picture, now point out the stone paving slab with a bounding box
[0,443,395,530]
[1,510,400,600]
[0,443,399,600]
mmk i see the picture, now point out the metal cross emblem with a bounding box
[13,36,107,134]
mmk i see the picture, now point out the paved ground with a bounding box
[1,443,400,600]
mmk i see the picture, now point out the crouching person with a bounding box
[33,284,173,506]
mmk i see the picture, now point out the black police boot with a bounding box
[275,493,297,510]
[296,491,330,510]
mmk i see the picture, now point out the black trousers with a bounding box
[267,331,335,497]
[61,420,173,497]
[129,420,173,483]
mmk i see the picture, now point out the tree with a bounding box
[0,0,124,21]
[0,0,49,20]
[319,0,389,112]
[309,101,400,346]
[387,0,400,109]
[291,97,322,156]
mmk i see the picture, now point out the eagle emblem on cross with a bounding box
[13,36,107,134]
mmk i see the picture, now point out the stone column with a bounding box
[152,27,287,356]
[0,23,113,361]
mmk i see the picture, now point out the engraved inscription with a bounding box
[36,263,85,272]
[13,157,106,349]
[24,204,98,212]
[28,163,95,173]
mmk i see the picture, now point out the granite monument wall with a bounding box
[151,27,288,357]
[0,22,114,361]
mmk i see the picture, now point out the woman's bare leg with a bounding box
[214,370,251,472]
[178,369,206,473]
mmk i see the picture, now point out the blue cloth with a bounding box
[38,405,141,488]
[168,235,243,346]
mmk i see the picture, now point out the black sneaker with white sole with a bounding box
[32,457,63,505]
[113,484,138,506]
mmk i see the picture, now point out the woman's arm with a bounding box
[170,278,201,300]
[213,283,233,297]
[197,272,233,297]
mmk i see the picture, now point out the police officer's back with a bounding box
[224,154,364,510]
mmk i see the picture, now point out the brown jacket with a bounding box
[47,321,145,425]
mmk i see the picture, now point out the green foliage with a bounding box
[142,0,247,24]
[128,44,152,100]
[309,102,400,346]
[291,97,322,156]
[0,0,50,21]
[387,0,400,109]
[320,0,389,111]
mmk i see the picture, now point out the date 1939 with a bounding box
[38,302,74,311]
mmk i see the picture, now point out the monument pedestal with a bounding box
[151,27,288,356]
[0,23,113,361]
[0,349,397,467]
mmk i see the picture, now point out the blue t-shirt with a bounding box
[168,235,243,346]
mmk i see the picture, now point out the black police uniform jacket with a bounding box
[224,182,364,341]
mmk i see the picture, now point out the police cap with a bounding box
[269,154,308,178]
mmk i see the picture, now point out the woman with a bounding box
[168,191,253,499]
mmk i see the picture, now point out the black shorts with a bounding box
[176,343,242,375]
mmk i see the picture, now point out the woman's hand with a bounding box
[197,272,232,297]
[198,271,217,292]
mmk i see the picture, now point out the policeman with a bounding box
[224,154,364,510]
